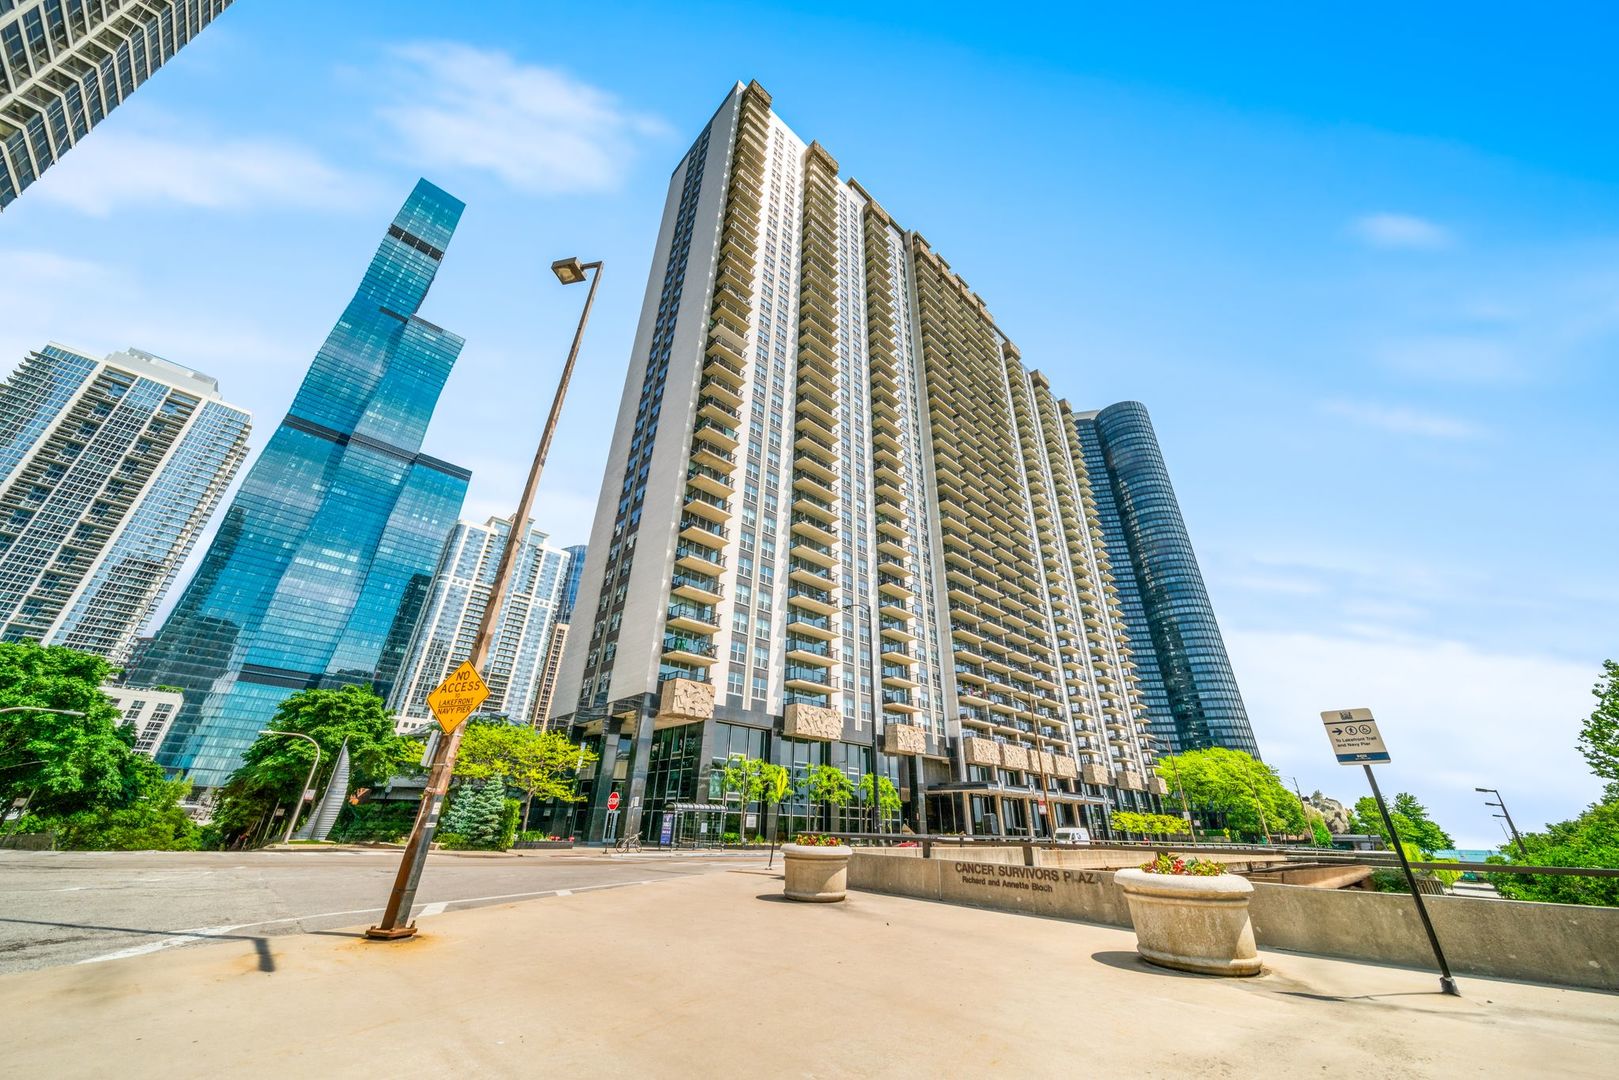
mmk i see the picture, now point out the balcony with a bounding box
[792,490,837,522]
[788,556,836,589]
[666,601,720,634]
[675,543,725,574]
[787,584,837,615]
[662,633,718,665]
[683,486,731,523]
[789,511,837,547]
[686,463,734,498]
[671,570,724,604]
[786,609,836,640]
[678,515,728,548]
[785,665,835,692]
[785,637,834,665]
[693,418,739,452]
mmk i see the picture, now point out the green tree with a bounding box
[800,764,854,832]
[1487,799,1619,907]
[0,642,198,850]
[1578,660,1619,786]
[856,772,901,831]
[441,776,510,849]
[1349,793,1453,855]
[1,641,144,816]
[758,762,792,848]
[1152,748,1306,841]
[454,721,596,828]
[214,685,418,844]
[719,754,766,842]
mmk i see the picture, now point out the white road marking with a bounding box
[72,876,668,965]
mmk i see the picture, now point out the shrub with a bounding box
[330,801,418,844]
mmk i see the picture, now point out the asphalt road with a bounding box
[0,848,755,974]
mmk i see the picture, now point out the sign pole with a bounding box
[365,257,602,942]
[1362,763,1458,996]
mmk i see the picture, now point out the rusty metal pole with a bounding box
[366,259,602,941]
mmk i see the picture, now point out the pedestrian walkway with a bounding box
[2,864,1612,1078]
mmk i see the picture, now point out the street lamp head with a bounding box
[1475,787,1493,793]
[551,257,589,285]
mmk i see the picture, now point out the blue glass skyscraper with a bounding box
[133,180,472,788]
[1072,402,1259,758]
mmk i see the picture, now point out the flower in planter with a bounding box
[794,833,845,846]
[1140,851,1226,876]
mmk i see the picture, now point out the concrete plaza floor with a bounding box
[3,863,1614,1078]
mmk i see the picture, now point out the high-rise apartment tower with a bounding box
[0,0,234,209]
[1072,403,1257,756]
[388,519,574,733]
[553,83,1193,843]
[0,344,249,663]
[131,180,471,788]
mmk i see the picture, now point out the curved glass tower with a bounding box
[1074,402,1258,757]
[132,180,471,788]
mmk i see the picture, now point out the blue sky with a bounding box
[3,1,1615,845]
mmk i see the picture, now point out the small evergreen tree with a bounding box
[442,776,508,849]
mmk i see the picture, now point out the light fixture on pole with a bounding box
[367,256,603,941]
[262,729,321,844]
[1477,786,1528,860]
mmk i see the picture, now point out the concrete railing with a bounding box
[849,849,1619,992]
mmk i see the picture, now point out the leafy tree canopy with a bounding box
[215,685,419,840]
[1112,811,1192,836]
[758,762,792,805]
[0,641,198,849]
[801,764,854,807]
[856,772,901,810]
[1488,799,1619,907]
[454,720,595,804]
[1154,748,1306,840]
[1349,792,1453,854]
[1,641,145,816]
[1579,660,1619,785]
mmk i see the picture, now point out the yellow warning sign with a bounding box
[426,661,490,734]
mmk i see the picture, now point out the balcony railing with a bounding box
[663,634,717,657]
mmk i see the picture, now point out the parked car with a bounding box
[1053,827,1092,845]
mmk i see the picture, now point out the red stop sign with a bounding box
[608,792,621,811]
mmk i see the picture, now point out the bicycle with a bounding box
[614,833,642,854]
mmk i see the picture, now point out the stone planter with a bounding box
[782,843,852,902]
[1115,868,1261,976]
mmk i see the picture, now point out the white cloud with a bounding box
[1321,399,1484,440]
[1377,334,1524,383]
[1227,627,1603,849]
[27,125,374,217]
[1350,211,1453,251]
[375,43,668,194]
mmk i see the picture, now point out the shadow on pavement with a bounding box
[1089,949,1214,979]
[0,917,276,972]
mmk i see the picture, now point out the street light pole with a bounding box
[367,257,603,941]
[261,730,321,845]
[1477,786,1528,861]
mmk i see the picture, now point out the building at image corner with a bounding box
[0,0,236,210]
[553,82,1255,844]
[388,519,575,734]
[129,179,472,790]
[0,344,250,665]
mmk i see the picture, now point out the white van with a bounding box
[1052,827,1091,845]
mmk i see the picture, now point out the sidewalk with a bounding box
[4,865,1613,1078]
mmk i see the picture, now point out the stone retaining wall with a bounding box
[849,849,1619,992]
